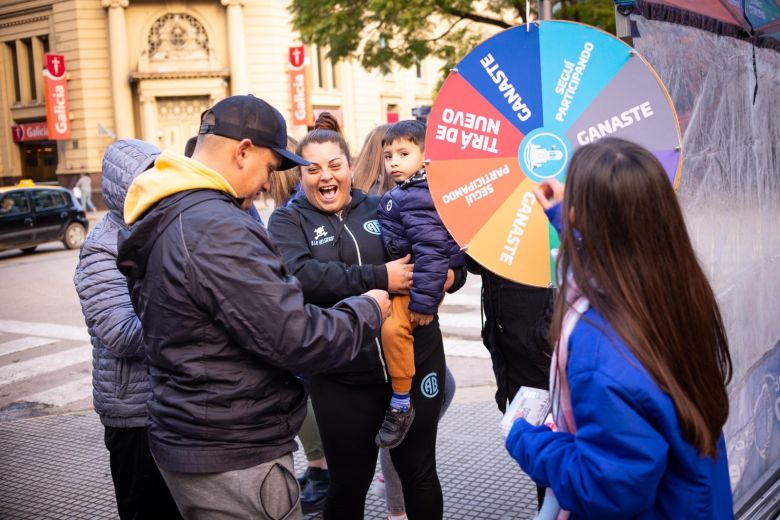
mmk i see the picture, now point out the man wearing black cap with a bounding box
[116,95,391,519]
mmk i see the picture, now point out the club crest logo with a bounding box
[363,220,382,235]
[518,129,571,183]
[421,372,439,398]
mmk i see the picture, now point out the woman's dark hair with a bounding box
[353,124,394,195]
[552,137,732,457]
[297,112,351,166]
[382,119,426,151]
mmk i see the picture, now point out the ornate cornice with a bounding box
[129,70,230,82]
[220,0,245,7]
[0,15,48,29]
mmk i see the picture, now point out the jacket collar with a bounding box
[397,168,427,190]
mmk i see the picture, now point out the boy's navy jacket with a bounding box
[377,170,464,315]
[505,202,734,519]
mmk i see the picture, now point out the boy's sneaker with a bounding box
[375,403,415,448]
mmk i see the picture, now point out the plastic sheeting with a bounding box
[631,16,780,506]
[634,0,780,51]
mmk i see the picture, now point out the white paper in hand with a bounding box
[500,386,551,439]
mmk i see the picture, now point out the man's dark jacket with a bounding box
[116,154,382,473]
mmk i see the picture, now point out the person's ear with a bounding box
[235,139,253,167]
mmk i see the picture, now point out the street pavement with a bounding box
[0,207,539,518]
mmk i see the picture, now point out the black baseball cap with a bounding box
[199,94,309,170]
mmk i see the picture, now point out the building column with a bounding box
[101,0,135,138]
[221,0,249,95]
[139,95,157,145]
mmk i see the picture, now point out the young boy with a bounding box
[375,120,465,448]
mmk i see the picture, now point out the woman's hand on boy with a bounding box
[386,254,413,294]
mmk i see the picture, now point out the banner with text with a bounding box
[43,53,71,140]
[11,122,49,142]
[289,46,313,126]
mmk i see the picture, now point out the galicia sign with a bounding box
[43,53,71,140]
[289,45,313,126]
[11,122,49,142]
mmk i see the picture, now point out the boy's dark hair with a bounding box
[382,120,426,151]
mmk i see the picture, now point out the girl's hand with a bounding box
[386,254,413,294]
[532,179,565,210]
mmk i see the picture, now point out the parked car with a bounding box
[0,182,89,253]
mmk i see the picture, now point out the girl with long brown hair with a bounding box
[505,137,734,518]
[352,124,394,196]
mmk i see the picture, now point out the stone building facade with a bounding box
[0,0,440,195]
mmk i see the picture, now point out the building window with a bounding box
[386,104,399,123]
[312,45,339,91]
[4,35,48,104]
[415,59,422,79]
[315,45,325,89]
[23,39,36,101]
[7,42,21,103]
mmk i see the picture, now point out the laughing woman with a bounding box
[268,118,463,520]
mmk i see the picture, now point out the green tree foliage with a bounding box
[289,0,617,74]
[554,0,616,34]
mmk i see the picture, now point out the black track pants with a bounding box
[311,345,445,520]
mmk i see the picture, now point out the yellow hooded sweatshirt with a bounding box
[124,151,237,225]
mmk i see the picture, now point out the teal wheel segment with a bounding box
[539,21,632,133]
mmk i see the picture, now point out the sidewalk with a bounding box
[0,398,538,519]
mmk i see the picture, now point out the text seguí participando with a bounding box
[555,42,594,123]
[441,164,511,208]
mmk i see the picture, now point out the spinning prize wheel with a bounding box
[425,21,681,286]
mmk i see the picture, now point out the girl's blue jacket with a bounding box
[505,203,734,519]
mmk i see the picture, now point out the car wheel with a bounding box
[63,223,86,249]
[20,246,38,254]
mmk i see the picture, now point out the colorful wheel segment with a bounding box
[426,20,682,287]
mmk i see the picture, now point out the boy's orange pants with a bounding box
[381,294,416,394]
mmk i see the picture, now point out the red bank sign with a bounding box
[289,46,313,126]
[43,53,71,140]
[11,122,49,142]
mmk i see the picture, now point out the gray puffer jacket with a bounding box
[74,139,160,428]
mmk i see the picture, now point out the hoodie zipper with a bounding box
[337,212,388,382]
